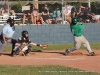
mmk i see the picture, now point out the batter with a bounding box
[65,17,95,56]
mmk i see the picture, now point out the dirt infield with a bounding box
[0,50,100,73]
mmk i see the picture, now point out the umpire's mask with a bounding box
[7,18,15,27]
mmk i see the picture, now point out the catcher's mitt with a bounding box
[40,44,48,48]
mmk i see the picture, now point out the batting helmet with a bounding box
[22,30,29,38]
[72,17,78,24]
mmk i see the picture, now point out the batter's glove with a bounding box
[40,44,48,49]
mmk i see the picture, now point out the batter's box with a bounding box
[67,51,83,56]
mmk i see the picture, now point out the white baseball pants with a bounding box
[68,35,93,53]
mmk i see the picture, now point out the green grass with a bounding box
[36,42,100,50]
[2,43,100,75]
[4,42,100,52]
[0,65,99,75]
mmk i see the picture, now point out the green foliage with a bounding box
[8,0,100,14]
[11,2,22,13]
[9,0,33,1]
[0,65,99,75]
[91,2,100,14]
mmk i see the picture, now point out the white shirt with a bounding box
[63,5,73,15]
[92,15,100,20]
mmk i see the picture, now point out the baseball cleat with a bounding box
[64,49,69,56]
[22,52,30,56]
[87,52,95,56]
[11,51,17,57]
[22,52,26,56]
[11,54,17,57]
[25,53,30,56]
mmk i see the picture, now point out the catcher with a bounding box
[13,30,47,56]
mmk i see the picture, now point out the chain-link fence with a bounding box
[0,0,100,25]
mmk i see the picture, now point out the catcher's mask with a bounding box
[22,30,29,38]
[7,18,15,27]
[72,17,78,24]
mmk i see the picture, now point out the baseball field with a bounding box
[0,43,100,75]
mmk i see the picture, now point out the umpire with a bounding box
[0,18,17,56]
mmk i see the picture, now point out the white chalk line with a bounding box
[26,57,85,60]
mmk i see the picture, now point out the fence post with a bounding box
[62,0,64,24]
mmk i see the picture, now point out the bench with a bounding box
[0,15,21,26]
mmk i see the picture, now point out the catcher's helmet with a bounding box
[72,17,78,24]
[22,30,29,37]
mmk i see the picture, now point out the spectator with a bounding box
[63,3,76,23]
[42,4,51,24]
[56,7,61,21]
[1,0,15,19]
[92,13,100,23]
[32,8,38,24]
[51,7,61,24]
[84,5,94,23]
[0,7,2,15]
[51,8,58,24]
[36,16,43,25]
[33,4,38,9]
[22,4,34,24]
[75,6,85,22]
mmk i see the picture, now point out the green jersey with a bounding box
[70,23,84,36]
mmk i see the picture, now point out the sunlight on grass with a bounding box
[0,65,99,75]
[4,42,100,52]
